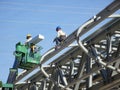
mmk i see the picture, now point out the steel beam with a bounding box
[16,17,120,89]
[14,1,120,89]
[65,56,120,88]
[86,55,92,88]
[14,0,120,85]
[74,53,87,90]
[88,73,120,90]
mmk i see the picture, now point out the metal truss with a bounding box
[13,0,120,90]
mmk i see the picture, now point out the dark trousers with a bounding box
[54,35,66,45]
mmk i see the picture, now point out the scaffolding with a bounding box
[7,0,120,90]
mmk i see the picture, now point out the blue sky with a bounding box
[0,0,114,83]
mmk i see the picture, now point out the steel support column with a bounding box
[68,60,74,83]
[40,80,46,90]
[29,83,37,90]
[106,34,112,83]
[90,45,108,83]
[115,42,120,57]
[86,54,92,89]
[57,67,68,86]
[74,53,87,90]
[48,81,54,90]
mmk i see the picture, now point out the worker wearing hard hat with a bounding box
[53,26,67,45]
[26,34,31,39]
[25,34,32,44]
[25,34,36,53]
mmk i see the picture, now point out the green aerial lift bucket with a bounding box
[14,42,42,70]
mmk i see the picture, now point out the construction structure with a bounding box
[6,0,120,90]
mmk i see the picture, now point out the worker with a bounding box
[53,26,67,45]
[25,34,36,53]
[25,34,32,45]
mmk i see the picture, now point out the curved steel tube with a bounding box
[40,47,71,90]
[76,16,120,73]
[40,47,55,78]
